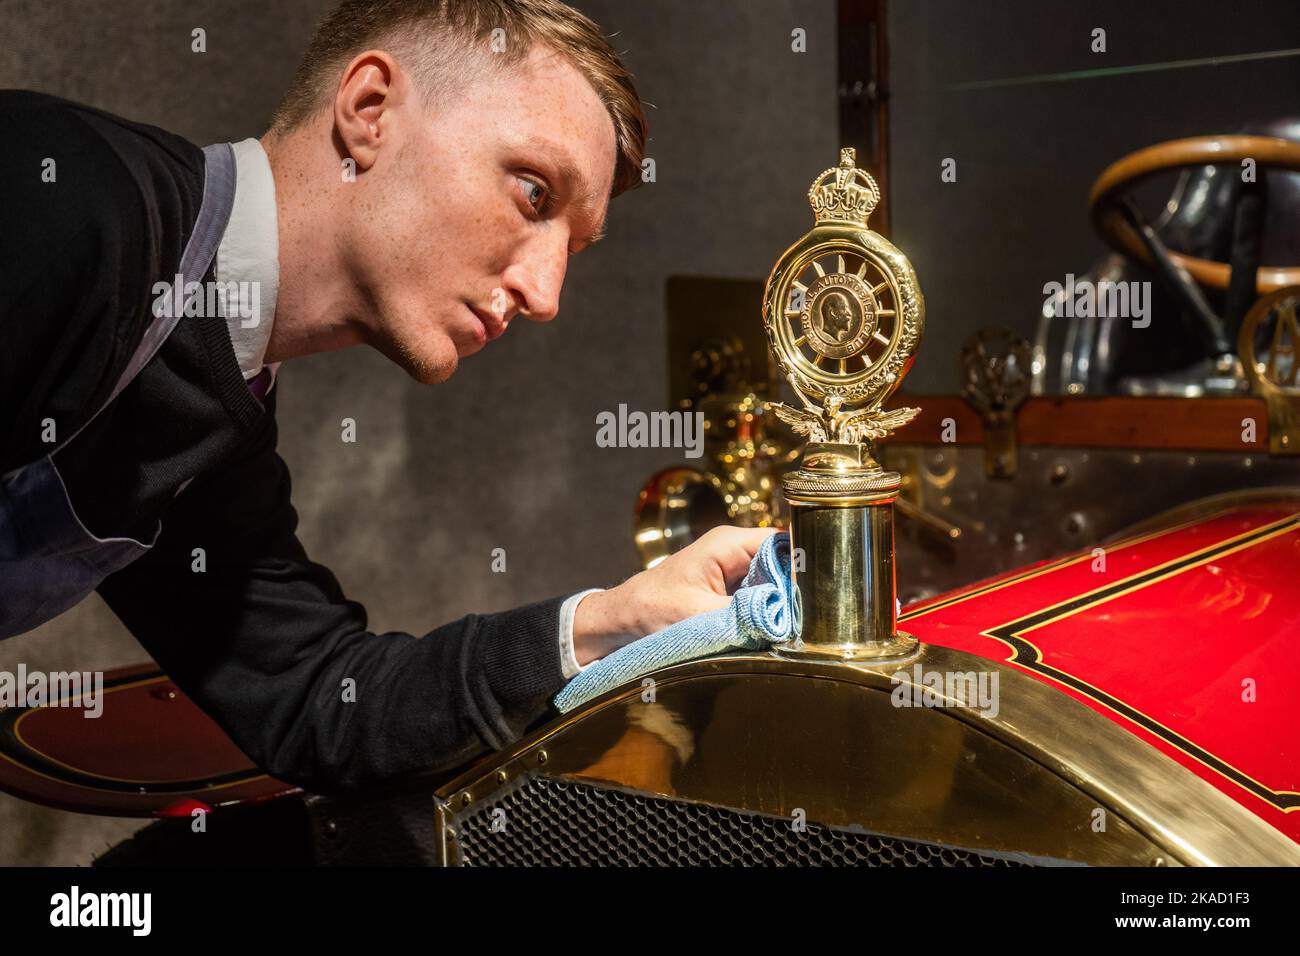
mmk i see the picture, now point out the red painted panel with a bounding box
[0,664,297,817]
[903,500,1300,843]
[17,676,259,782]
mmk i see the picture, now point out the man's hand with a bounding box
[571,526,779,666]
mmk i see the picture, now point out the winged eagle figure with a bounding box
[772,394,919,445]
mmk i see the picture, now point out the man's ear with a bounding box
[333,50,405,173]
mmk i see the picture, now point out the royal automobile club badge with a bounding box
[763,148,925,661]
[762,147,925,456]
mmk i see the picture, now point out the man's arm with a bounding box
[97,395,571,793]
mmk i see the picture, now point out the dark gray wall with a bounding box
[0,0,837,864]
[889,0,1300,393]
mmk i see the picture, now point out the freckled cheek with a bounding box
[393,199,462,281]
[387,183,520,289]
[451,197,525,274]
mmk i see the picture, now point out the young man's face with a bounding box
[352,44,617,384]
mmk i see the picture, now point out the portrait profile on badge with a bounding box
[819,291,856,344]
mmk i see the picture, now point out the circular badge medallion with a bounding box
[762,149,925,408]
[801,272,878,361]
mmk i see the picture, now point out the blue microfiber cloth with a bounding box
[554,531,794,713]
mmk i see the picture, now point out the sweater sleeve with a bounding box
[95,394,572,794]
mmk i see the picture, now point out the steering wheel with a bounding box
[1089,135,1300,293]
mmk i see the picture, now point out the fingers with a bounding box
[629,526,784,631]
[704,525,779,558]
[699,526,780,591]
[725,526,781,554]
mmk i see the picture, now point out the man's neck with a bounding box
[259,129,370,366]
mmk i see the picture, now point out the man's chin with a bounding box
[376,336,461,385]
[407,357,456,385]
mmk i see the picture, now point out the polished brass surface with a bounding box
[781,441,899,504]
[961,327,1032,479]
[631,390,797,568]
[760,148,925,659]
[633,467,729,569]
[784,492,918,661]
[695,390,795,524]
[1239,286,1300,455]
[434,650,1300,866]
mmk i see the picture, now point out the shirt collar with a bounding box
[213,137,280,382]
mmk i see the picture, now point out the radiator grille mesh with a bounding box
[450,775,1027,867]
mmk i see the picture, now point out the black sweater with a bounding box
[0,90,572,792]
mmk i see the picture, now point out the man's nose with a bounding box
[502,235,568,323]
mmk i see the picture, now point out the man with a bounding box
[0,0,774,791]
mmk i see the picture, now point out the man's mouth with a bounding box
[467,304,507,344]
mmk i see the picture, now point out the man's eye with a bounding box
[518,176,549,213]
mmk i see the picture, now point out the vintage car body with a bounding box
[425,493,1300,867]
[2,493,1296,867]
[898,493,1300,847]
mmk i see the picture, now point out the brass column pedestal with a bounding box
[779,442,917,661]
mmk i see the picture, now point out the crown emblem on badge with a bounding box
[808,148,880,227]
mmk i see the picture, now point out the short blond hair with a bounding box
[270,0,647,196]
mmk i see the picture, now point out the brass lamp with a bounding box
[762,148,925,660]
